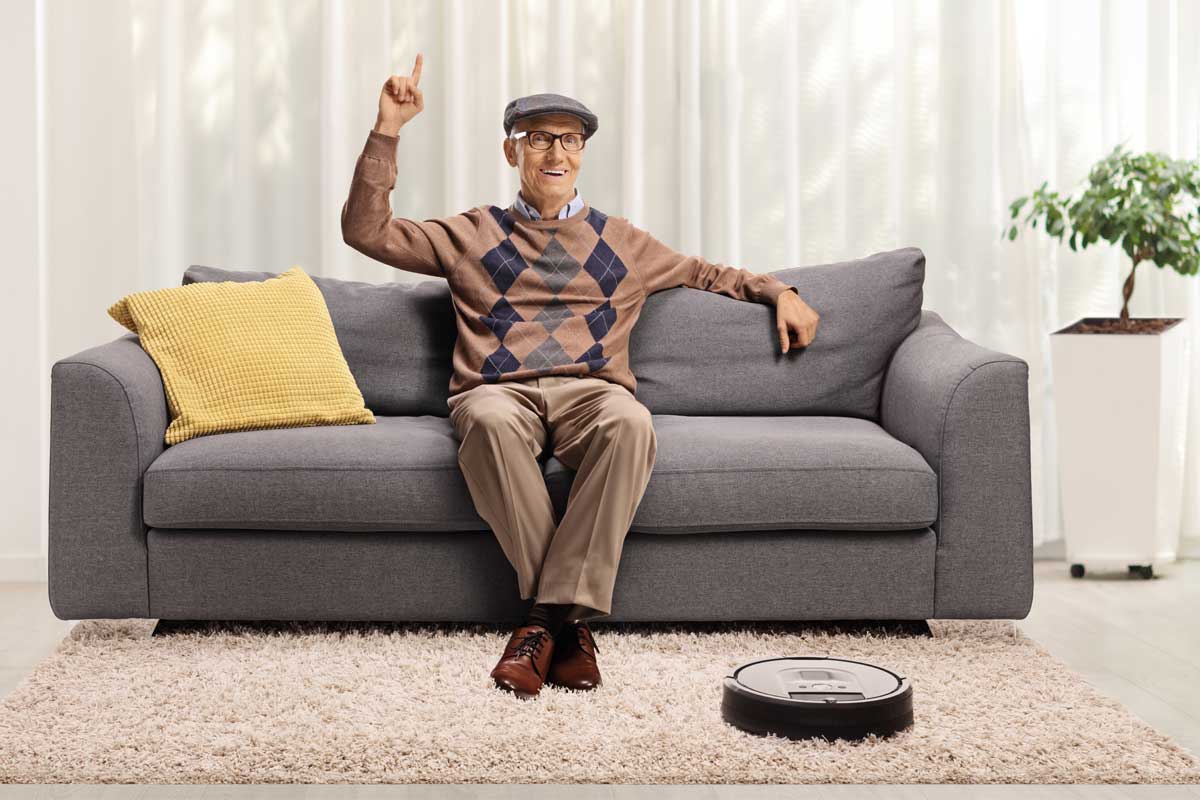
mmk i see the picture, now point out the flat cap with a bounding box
[503,93,599,140]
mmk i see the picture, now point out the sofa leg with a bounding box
[152,620,201,636]
[150,618,933,637]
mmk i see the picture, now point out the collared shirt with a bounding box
[513,187,585,221]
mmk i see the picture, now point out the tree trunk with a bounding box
[1120,259,1140,326]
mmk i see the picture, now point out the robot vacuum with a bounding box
[721,656,913,741]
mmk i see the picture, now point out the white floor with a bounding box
[1,559,1198,799]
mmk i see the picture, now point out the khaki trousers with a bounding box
[447,375,657,622]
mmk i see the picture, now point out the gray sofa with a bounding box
[48,246,1034,624]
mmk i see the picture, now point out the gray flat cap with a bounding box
[503,93,599,140]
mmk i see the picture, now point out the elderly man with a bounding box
[341,53,821,700]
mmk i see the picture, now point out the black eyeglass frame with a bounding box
[509,130,587,152]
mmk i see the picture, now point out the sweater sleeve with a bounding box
[621,220,798,305]
[340,129,481,279]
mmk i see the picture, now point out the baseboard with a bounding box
[1033,540,1065,561]
[0,553,47,583]
[1035,537,1200,561]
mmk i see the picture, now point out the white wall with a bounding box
[0,0,46,581]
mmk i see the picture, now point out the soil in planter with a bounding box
[1057,317,1185,335]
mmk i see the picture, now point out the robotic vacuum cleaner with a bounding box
[722,656,913,741]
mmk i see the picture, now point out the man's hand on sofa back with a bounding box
[774,290,820,353]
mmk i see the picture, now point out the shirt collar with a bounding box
[513,187,584,220]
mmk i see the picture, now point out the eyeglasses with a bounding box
[510,130,586,152]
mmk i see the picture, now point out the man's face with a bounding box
[503,113,585,204]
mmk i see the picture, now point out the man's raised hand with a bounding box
[375,52,424,136]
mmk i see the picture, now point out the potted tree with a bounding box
[1005,145,1199,580]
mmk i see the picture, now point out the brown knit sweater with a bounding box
[341,129,798,398]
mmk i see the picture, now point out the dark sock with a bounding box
[524,601,572,637]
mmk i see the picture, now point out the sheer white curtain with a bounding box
[38,0,1200,552]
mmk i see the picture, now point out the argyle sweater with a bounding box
[341,129,799,398]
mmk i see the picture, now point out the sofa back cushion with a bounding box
[184,266,455,417]
[628,247,924,419]
[186,246,923,419]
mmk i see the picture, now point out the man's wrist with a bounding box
[770,285,800,305]
[373,119,403,137]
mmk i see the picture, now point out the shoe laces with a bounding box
[566,622,599,653]
[512,627,551,674]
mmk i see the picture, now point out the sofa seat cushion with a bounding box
[544,415,937,533]
[143,416,489,531]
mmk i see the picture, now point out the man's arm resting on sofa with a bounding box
[879,310,1034,619]
[621,220,797,305]
[49,334,168,619]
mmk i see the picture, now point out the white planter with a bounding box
[1050,316,1191,578]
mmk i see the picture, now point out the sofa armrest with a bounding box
[49,334,168,619]
[879,310,1033,619]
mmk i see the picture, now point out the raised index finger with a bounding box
[411,52,423,85]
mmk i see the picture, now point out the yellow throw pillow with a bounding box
[108,266,375,445]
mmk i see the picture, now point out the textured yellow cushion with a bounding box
[108,266,375,445]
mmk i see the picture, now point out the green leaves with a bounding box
[1004,144,1200,279]
[1004,145,1200,316]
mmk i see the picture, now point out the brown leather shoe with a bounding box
[490,624,555,699]
[546,620,602,690]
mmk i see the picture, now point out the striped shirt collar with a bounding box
[513,187,584,221]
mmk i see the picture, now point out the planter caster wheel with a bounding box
[1069,563,1085,579]
[1128,564,1154,580]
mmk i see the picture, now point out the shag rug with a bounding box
[0,617,1197,785]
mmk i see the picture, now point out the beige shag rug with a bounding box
[1,617,1198,785]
